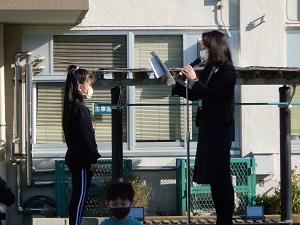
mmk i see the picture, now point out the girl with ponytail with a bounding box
[62,65,101,225]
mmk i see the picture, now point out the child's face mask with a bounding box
[82,87,93,99]
[80,84,94,99]
[110,207,131,219]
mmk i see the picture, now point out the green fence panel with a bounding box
[55,160,67,217]
[176,157,256,216]
[55,159,132,217]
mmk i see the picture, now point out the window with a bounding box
[36,83,127,143]
[36,35,128,144]
[134,35,191,142]
[286,30,300,141]
[32,31,239,152]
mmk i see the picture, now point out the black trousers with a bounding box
[210,184,234,225]
[68,168,93,225]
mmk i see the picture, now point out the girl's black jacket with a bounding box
[65,101,101,169]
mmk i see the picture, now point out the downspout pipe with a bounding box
[25,55,44,186]
[25,56,34,186]
[11,52,30,212]
[10,52,29,164]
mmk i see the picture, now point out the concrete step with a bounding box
[32,217,100,225]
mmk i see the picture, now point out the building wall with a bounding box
[79,0,238,29]
[1,0,300,224]
[3,25,25,225]
[239,0,287,194]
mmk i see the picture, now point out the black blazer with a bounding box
[172,61,236,128]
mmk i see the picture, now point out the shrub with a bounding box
[291,166,300,213]
[256,166,300,214]
[255,193,280,214]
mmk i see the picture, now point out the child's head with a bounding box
[64,65,95,104]
[106,182,134,221]
[62,65,95,132]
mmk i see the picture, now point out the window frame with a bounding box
[24,30,240,158]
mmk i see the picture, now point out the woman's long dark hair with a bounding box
[62,65,94,136]
[202,30,233,67]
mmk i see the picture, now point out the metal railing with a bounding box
[176,158,256,216]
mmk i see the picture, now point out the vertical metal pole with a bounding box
[13,55,20,140]
[25,57,34,186]
[111,87,123,182]
[279,85,292,224]
[185,79,191,225]
[10,53,24,163]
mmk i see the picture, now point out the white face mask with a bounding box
[82,87,94,99]
[200,49,209,64]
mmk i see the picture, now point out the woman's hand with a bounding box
[90,163,98,171]
[161,74,176,88]
[161,74,168,82]
[181,65,197,81]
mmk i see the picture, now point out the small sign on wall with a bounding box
[92,102,112,115]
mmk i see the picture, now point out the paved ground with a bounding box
[143,215,300,225]
[32,215,300,225]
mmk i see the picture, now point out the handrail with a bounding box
[89,66,300,86]
[90,102,300,107]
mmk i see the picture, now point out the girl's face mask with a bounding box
[80,84,94,99]
[83,87,93,99]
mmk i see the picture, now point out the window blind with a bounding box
[134,35,192,141]
[53,35,127,72]
[35,35,129,144]
[36,83,64,143]
[36,83,126,143]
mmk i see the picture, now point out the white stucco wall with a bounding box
[238,0,286,193]
[79,0,238,29]
[239,0,285,67]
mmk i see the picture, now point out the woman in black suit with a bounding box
[171,30,236,225]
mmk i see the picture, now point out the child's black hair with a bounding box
[107,182,134,202]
